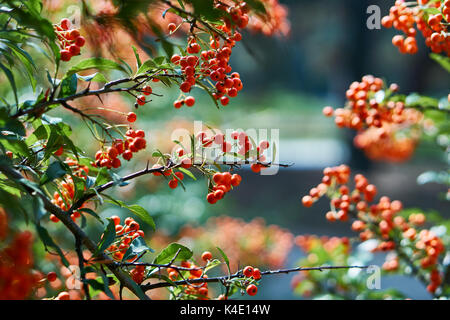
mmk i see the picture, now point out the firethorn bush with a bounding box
[0,0,448,301]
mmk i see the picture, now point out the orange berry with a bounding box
[201,251,213,262]
[246,284,257,296]
[243,266,254,277]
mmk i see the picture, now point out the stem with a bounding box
[141,265,370,292]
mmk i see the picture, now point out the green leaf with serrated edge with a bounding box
[106,199,155,230]
[153,243,193,265]
[66,58,128,77]
[95,219,116,256]
[36,225,69,267]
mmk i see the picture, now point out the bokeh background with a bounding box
[3,0,449,299]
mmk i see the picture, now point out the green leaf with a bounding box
[405,93,439,108]
[106,199,155,230]
[0,131,30,157]
[178,167,196,180]
[216,246,231,276]
[95,219,116,256]
[40,161,69,185]
[430,53,450,73]
[132,45,142,69]
[0,61,18,105]
[122,236,154,261]
[59,74,78,98]
[95,167,111,186]
[75,72,108,83]
[66,58,128,77]
[153,243,193,265]
[36,225,69,267]
[136,59,157,75]
[79,208,104,224]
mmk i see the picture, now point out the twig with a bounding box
[141,265,369,291]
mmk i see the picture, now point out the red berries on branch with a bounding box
[0,223,40,299]
[323,75,424,162]
[207,172,242,204]
[302,164,446,294]
[55,18,85,62]
[50,158,90,222]
[381,0,450,55]
[94,129,147,169]
[106,216,145,262]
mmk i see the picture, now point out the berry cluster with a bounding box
[54,18,86,62]
[352,109,423,162]
[382,0,450,55]
[130,265,146,284]
[302,165,446,294]
[323,75,424,162]
[242,266,261,296]
[135,85,153,108]
[50,158,89,222]
[106,216,145,261]
[167,1,251,109]
[0,228,39,299]
[94,129,147,169]
[324,75,404,130]
[166,260,208,299]
[207,172,242,204]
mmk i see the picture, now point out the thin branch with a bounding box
[141,265,370,292]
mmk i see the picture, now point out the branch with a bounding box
[141,265,370,291]
[70,161,179,212]
[11,72,181,119]
[0,164,150,300]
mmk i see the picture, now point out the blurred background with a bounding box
[3,0,449,299]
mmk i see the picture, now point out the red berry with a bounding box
[246,284,258,296]
[60,50,72,62]
[243,266,254,277]
[180,82,191,93]
[168,23,177,33]
[253,268,261,280]
[54,146,64,156]
[60,18,71,30]
[68,44,80,56]
[185,96,196,107]
[220,96,229,106]
[47,272,57,282]
[142,85,152,96]
[123,150,133,161]
[201,251,212,262]
[127,112,137,122]
[136,95,146,106]
[168,179,178,189]
[75,36,86,47]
